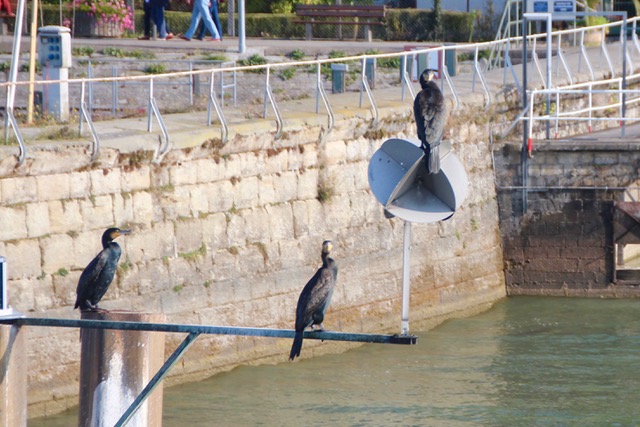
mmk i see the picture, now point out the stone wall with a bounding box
[494,140,640,295]
[0,105,506,417]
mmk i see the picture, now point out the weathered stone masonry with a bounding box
[0,105,506,417]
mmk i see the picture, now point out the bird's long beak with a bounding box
[118,229,131,236]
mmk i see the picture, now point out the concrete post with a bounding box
[0,325,27,427]
[78,311,165,427]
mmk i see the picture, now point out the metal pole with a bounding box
[6,0,26,113]
[0,257,6,310]
[622,15,627,137]
[401,221,411,336]
[27,0,39,123]
[522,15,528,214]
[546,13,551,140]
[238,0,245,54]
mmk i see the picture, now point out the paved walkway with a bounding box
[0,34,638,164]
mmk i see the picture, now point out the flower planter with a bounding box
[73,11,124,37]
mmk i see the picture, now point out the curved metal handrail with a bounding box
[207,70,229,145]
[79,80,101,161]
[316,63,335,132]
[263,67,283,139]
[473,46,492,109]
[146,79,170,161]
[5,108,26,165]
[360,57,379,126]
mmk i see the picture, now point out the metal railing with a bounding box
[1,15,639,165]
[0,315,416,426]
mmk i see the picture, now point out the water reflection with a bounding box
[30,297,640,426]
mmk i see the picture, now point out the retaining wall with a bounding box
[0,103,506,417]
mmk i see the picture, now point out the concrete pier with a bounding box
[0,324,27,427]
[78,311,165,427]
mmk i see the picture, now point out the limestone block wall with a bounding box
[0,107,505,417]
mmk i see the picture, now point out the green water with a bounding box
[30,297,640,426]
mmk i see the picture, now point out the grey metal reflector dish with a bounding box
[368,138,468,223]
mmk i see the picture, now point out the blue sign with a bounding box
[554,0,574,12]
[533,1,548,12]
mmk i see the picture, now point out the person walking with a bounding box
[195,0,223,41]
[178,0,221,41]
[151,0,173,40]
[0,0,14,17]
[139,0,173,40]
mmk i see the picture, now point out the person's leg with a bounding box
[210,1,222,40]
[181,7,202,39]
[195,11,207,40]
[1,0,14,16]
[150,0,168,38]
[195,0,219,39]
[143,1,151,37]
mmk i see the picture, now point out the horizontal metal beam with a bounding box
[0,316,417,345]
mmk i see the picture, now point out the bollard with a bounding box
[0,325,27,427]
[78,311,165,427]
[365,57,376,89]
[331,63,348,94]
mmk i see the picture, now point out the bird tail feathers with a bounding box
[423,142,441,175]
[289,331,304,361]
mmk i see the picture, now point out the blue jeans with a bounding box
[184,0,220,39]
[150,0,169,38]
[196,1,222,40]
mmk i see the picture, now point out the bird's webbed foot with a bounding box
[82,302,109,313]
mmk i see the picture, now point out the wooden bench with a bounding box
[294,4,385,42]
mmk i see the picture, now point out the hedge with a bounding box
[34,6,475,42]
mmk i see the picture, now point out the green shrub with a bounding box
[279,67,295,80]
[144,63,166,74]
[238,54,268,73]
[73,46,95,57]
[287,48,305,60]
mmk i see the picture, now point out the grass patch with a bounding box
[287,49,305,61]
[179,243,207,261]
[238,54,268,73]
[279,67,295,81]
[317,183,335,203]
[39,125,81,141]
[55,268,69,277]
[73,46,95,57]
[202,53,228,61]
[144,64,166,74]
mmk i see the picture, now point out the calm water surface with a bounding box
[31,296,640,426]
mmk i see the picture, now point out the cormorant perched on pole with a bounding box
[414,68,446,174]
[74,227,130,312]
[289,240,338,361]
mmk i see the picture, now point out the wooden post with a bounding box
[0,324,27,427]
[78,311,165,427]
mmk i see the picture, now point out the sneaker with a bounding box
[195,36,204,41]
[178,34,191,41]
[138,35,150,40]
[165,33,174,40]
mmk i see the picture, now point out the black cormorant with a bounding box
[289,240,338,361]
[414,68,446,174]
[74,227,130,311]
